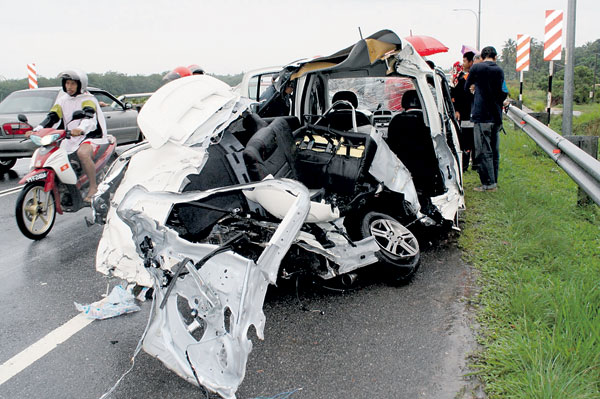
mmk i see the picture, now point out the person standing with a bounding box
[464,46,507,192]
[451,51,476,172]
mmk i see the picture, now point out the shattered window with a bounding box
[328,77,416,112]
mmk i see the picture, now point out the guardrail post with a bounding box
[564,135,599,206]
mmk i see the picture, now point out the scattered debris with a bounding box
[75,285,141,320]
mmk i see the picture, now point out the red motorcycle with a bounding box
[15,112,117,240]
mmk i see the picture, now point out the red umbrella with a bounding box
[404,35,449,56]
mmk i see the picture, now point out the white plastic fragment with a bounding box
[75,285,141,320]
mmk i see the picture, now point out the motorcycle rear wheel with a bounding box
[359,211,420,282]
[16,181,57,240]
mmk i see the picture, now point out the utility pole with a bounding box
[562,0,576,136]
[477,0,481,51]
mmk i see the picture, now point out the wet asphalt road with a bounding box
[0,158,480,399]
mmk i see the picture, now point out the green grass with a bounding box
[548,104,600,139]
[507,83,549,112]
[459,123,600,398]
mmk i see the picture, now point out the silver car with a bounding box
[0,86,142,171]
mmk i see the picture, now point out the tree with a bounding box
[499,38,517,80]
[0,72,245,102]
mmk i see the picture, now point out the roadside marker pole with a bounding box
[544,9,564,126]
[27,63,38,89]
[547,61,554,125]
[516,34,531,109]
[519,70,524,108]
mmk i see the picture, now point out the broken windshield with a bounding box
[328,77,417,112]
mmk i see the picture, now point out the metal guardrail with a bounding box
[505,104,600,206]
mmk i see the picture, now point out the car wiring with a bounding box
[98,285,156,399]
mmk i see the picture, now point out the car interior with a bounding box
[170,70,449,239]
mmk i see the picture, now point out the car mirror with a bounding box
[124,102,133,110]
[18,114,28,123]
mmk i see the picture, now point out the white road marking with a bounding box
[0,314,93,386]
[0,186,21,198]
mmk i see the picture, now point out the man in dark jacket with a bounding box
[464,46,507,191]
[451,51,476,172]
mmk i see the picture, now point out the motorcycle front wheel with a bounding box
[359,211,421,282]
[16,181,57,240]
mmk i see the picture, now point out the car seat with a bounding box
[385,90,446,197]
[243,118,298,181]
[318,90,371,132]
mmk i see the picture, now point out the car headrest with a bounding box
[401,90,421,110]
[332,91,358,110]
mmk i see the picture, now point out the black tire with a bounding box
[358,211,421,282]
[0,157,17,172]
[15,182,57,240]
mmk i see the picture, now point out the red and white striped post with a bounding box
[27,63,38,89]
[544,9,563,125]
[516,34,531,108]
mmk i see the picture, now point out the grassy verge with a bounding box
[459,122,600,398]
[548,107,600,141]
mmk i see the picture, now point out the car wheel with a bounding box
[0,157,17,172]
[15,182,56,240]
[359,211,420,282]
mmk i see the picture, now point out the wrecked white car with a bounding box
[92,29,464,399]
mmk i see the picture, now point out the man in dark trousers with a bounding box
[451,51,476,172]
[464,46,507,192]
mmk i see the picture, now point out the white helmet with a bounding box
[58,69,88,96]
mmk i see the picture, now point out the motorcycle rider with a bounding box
[188,64,205,75]
[257,68,295,117]
[161,66,192,84]
[31,69,108,202]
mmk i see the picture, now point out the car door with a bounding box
[91,90,139,144]
[246,72,280,102]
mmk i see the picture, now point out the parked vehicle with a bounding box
[116,92,154,111]
[91,29,464,399]
[233,65,281,102]
[15,113,117,239]
[0,87,140,172]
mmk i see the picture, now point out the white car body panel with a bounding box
[138,75,252,149]
[114,179,310,399]
[96,142,209,286]
[93,30,465,399]
[243,176,340,223]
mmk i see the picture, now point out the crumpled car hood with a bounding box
[96,76,253,286]
[138,75,253,148]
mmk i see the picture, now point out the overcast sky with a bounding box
[0,0,597,81]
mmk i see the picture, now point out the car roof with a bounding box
[290,30,402,79]
[288,29,431,80]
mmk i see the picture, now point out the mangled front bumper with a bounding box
[114,179,310,399]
